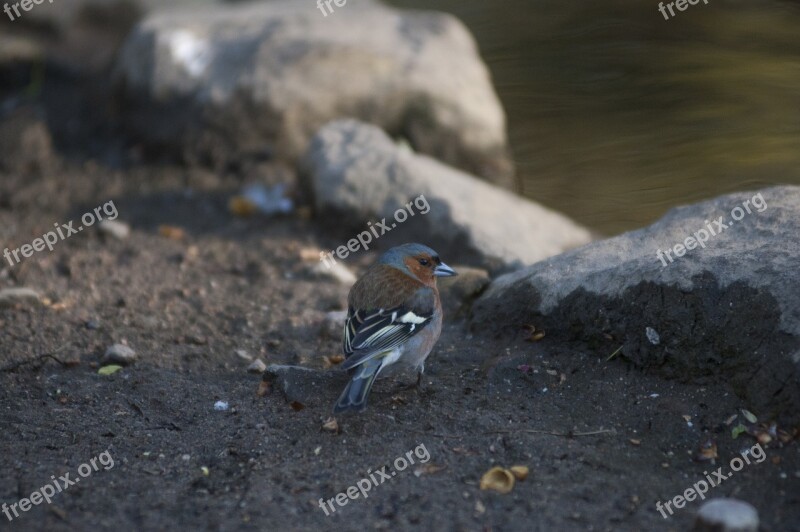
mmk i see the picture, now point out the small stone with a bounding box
[235,349,253,361]
[102,344,137,365]
[213,401,229,411]
[694,498,759,532]
[645,327,660,345]
[311,261,356,285]
[0,287,41,308]
[85,319,101,330]
[98,220,131,240]
[247,359,266,373]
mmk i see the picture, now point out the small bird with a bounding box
[333,243,456,413]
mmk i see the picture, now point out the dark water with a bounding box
[389,0,800,234]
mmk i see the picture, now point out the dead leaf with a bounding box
[510,465,529,481]
[694,439,718,462]
[290,401,305,411]
[479,467,515,494]
[322,417,339,433]
[299,247,322,262]
[413,464,446,477]
[741,409,758,423]
[98,365,123,376]
[229,196,258,217]
[322,354,345,369]
[158,225,186,240]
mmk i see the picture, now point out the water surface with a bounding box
[390,0,800,234]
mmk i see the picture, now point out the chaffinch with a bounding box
[333,243,457,413]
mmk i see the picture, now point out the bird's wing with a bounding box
[341,287,435,370]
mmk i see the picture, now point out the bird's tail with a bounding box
[333,358,383,413]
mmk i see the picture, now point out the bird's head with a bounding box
[378,243,456,286]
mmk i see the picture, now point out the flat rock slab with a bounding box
[305,120,592,271]
[114,0,513,185]
[472,186,800,422]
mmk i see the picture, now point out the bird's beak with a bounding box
[434,262,457,277]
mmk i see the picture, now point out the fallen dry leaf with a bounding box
[741,409,758,424]
[451,447,475,455]
[228,196,258,217]
[158,225,186,240]
[299,247,323,262]
[510,465,529,481]
[290,401,305,411]
[479,466,515,494]
[322,354,345,369]
[413,464,446,477]
[694,439,718,462]
[98,365,123,376]
[322,417,339,433]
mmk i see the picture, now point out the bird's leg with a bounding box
[415,363,425,391]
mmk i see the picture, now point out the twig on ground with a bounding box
[606,345,624,362]
[487,428,615,438]
[0,345,69,373]
[411,428,615,440]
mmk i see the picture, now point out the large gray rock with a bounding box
[113,0,513,185]
[472,187,800,422]
[305,120,592,270]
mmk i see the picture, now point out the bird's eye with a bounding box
[418,258,430,266]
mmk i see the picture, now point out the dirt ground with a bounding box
[1,12,799,532]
